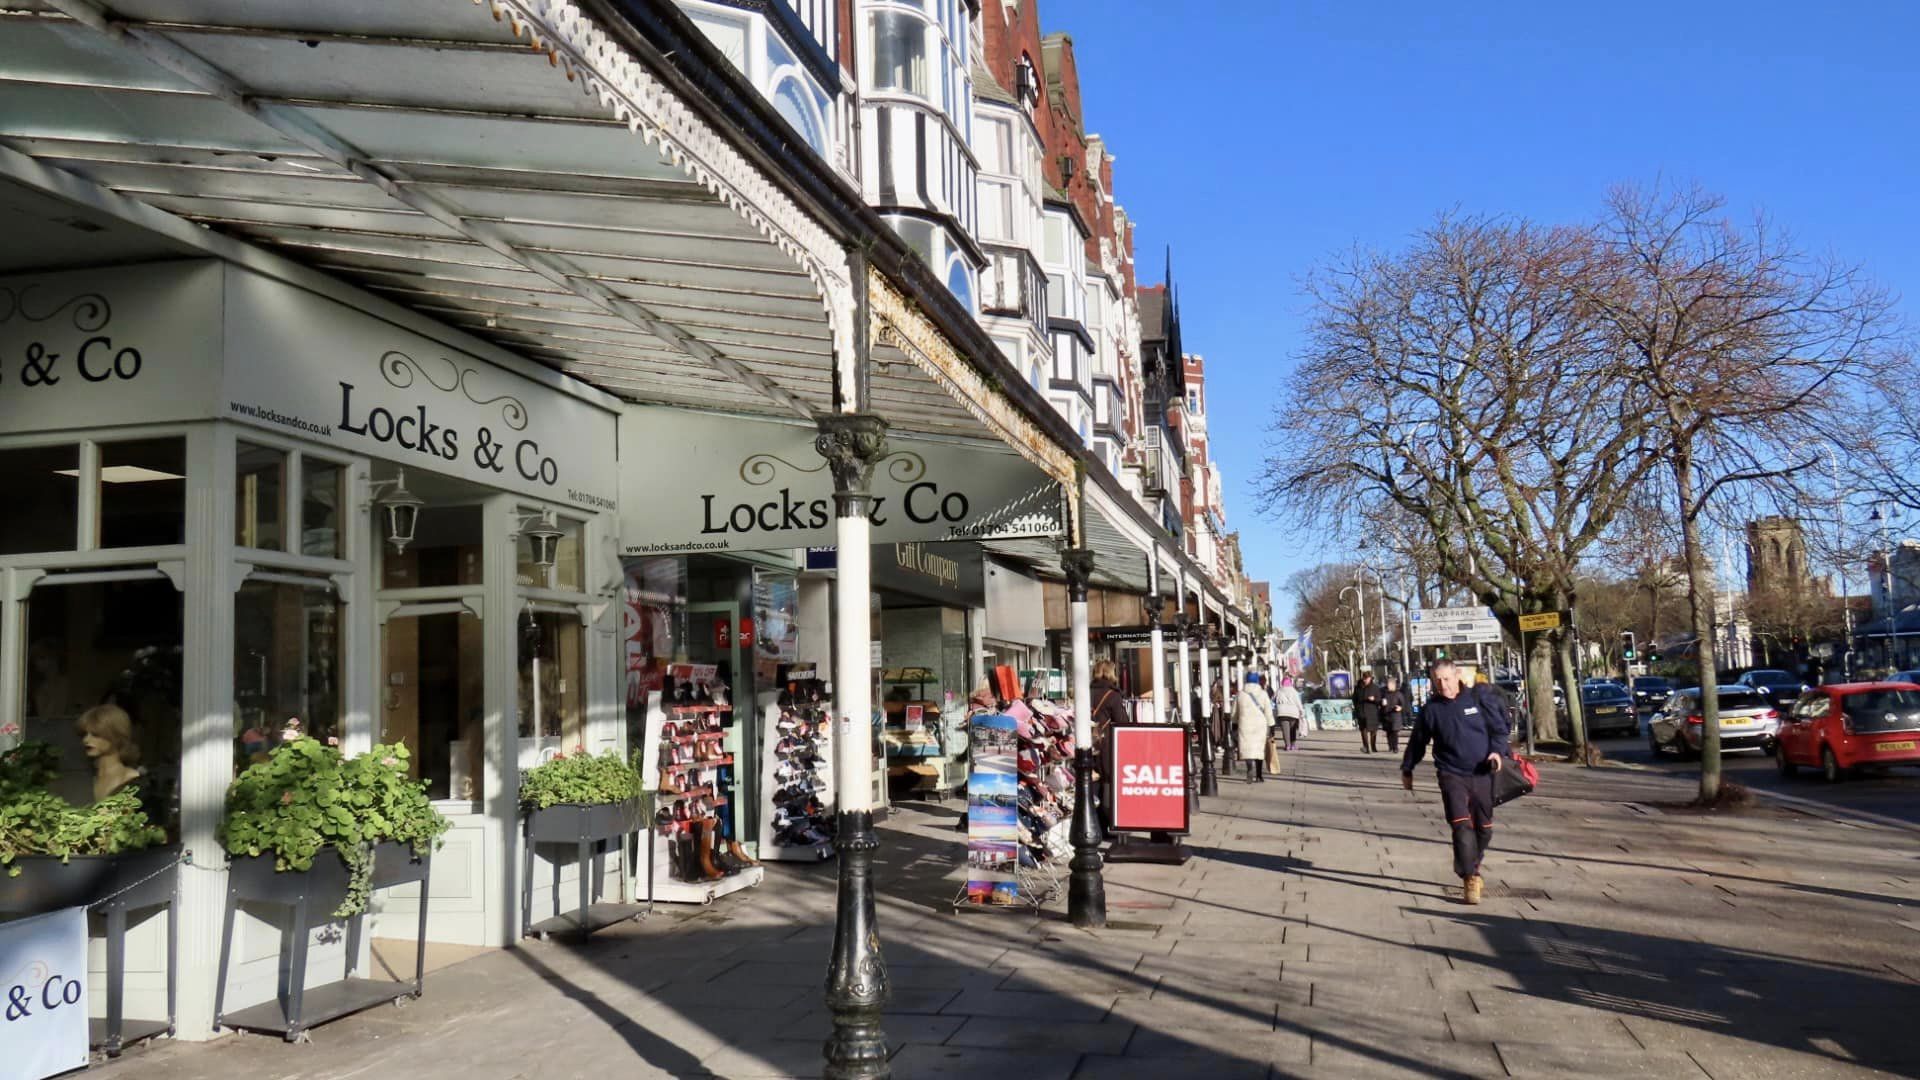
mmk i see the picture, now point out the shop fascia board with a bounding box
[0,142,626,420]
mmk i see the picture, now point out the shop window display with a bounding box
[518,608,584,748]
[234,441,286,551]
[382,610,486,801]
[96,437,186,548]
[301,455,345,559]
[22,578,183,834]
[233,579,342,766]
[0,443,79,554]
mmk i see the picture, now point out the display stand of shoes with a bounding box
[642,688,764,904]
[1014,696,1076,904]
[758,672,836,861]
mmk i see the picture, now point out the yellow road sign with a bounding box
[1518,612,1562,633]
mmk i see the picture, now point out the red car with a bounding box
[1775,682,1920,782]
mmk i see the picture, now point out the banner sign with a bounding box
[1108,724,1191,833]
[964,713,1020,905]
[0,906,89,1080]
[618,406,1065,555]
[1409,606,1503,647]
[0,262,621,511]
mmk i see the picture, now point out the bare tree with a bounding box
[1258,216,1666,748]
[1582,184,1903,801]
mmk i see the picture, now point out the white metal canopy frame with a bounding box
[0,0,1035,447]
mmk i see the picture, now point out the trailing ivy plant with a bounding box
[0,742,167,877]
[221,739,448,918]
[518,749,642,812]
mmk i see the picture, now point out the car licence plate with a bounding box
[1724,718,1751,727]
[1876,740,1917,752]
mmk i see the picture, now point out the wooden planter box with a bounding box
[521,798,644,939]
[216,841,433,1042]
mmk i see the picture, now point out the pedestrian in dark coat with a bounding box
[1380,678,1410,754]
[1401,658,1511,905]
[1088,660,1131,753]
[1352,672,1383,753]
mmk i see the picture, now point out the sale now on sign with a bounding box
[1109,724,1191,833]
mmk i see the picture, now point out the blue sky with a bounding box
[1043,1,1920,618]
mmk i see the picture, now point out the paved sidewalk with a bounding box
[99,732,1920,1078]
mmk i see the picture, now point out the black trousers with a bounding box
[1437,770,1495,879]
[1384,723,1401,753]
[1277,717,1299,748]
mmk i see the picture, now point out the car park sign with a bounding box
[1409,606,1504,646]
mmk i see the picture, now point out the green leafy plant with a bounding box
[0,742,167,877]
[518,749,641,811]
[221,739,449,917]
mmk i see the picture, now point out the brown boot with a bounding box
[727,839,758,867]
[697,821,726,880]
[1463,874,1484,905]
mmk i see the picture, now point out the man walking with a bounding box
[1400,658,1510,904]
[1380,676,1409,754]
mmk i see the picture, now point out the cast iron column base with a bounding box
[1197,716,1220,796]
[1068,747,1107,928]
[823,810,889,1080]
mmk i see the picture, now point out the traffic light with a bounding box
[1621,630,1637,662]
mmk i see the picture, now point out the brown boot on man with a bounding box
[1463,874,1484,905]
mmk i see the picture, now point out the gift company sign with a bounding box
[619,406,1065,555]
[0,907,89,1080]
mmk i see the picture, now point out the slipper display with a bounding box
[656,697,752,883]
[761,675,834,857]
[1013,694,1079,873]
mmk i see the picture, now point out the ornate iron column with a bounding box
[1143,562,1167,725]
[817,412,891,1080]
[1062,546,1106,928]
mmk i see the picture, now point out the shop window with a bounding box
[21,577,183,834]
[382,607,486,801]
[0,444,79,554]
[235,441,286,551]
[97,437,186,548]
[869,10,928,96]
[233,578,342,770]
[519,608,584,748]
[301,456,345,559]
[517,513,585,592]
[382,503,483,590]
[622,556,689,745]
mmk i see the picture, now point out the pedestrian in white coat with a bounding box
[1232,672,1275,783]
[1272,677,1305,751]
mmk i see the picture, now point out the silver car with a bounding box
[1648,686,1781,757]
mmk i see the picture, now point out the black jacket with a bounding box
[1402,685,1512,777]
[1089,677,1131,733]
[1352,680,1382,723]
[1379,690,1409,728]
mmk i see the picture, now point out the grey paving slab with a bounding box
[1069,1052,1270,1079]
[1308,1033,1505,1077]
[1493,1043,1711,1078]
[944,1015,1135,1054]
[768,1009,968,1046]
[938,986,1118,1022]
[887,1044,1083,1079]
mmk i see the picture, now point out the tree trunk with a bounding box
[1526,630,1561,742]
[1555,630,1589,757]
[1673,449,1723,802]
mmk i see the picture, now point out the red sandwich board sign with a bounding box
[1108,723,1191,834]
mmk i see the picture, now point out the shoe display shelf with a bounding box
[646,699,763,904]
[1013,697,1078,905]
[758,677,835,862]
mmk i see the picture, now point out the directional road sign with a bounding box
[1407,606,1503,646]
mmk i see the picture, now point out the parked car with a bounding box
[1629,675,1673,714]
[1648,686,1781,757]
[1776,683,1920,782]
[1735,668,1810,711]
[1888,670,1920,686]
[1580,682,1639,738]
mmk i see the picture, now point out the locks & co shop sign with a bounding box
[0,907,89,1080]
[618,406,1066,555]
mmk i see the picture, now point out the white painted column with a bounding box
[1176,572,1193,728]
[1071,591,1092,746]
[1147,557,1166,724]
[833,513,874,813]
[967,606,987,694]
[177,424,236,1039]
[483,495,522,947]
[1198,631,1213,728]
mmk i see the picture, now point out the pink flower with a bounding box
[326,736,340,747]
[381,756,400,767]
[280,791,294,805]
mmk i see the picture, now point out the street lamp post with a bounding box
[1062,546,1106,928]
[1197,621,1219,796]
[1871,505,1897,669]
